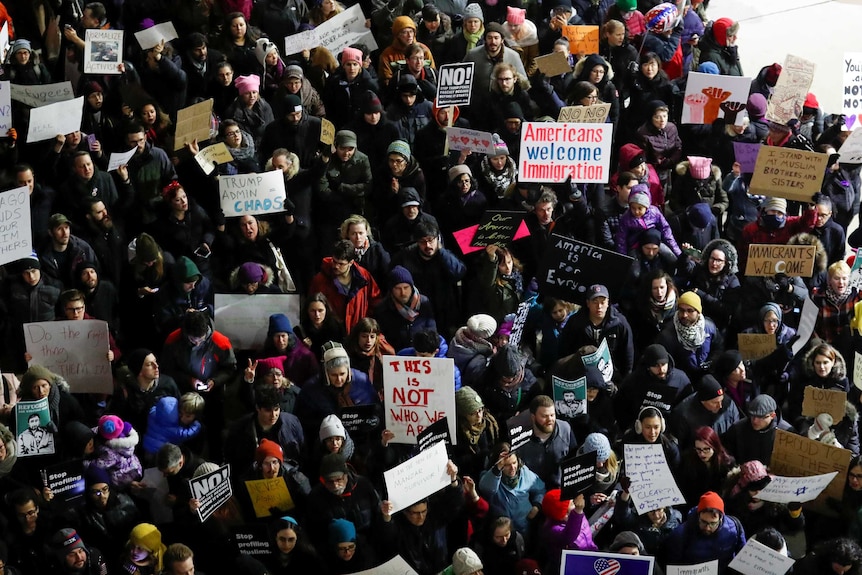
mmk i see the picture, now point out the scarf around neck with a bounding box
[673,312,706,351]
[394,285,422,321]
[826,283,852,307]
[464,27,483,51]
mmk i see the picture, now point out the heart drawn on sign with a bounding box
[847,115,857,130]
[594,558,621,575]
[460,136,470,144]
[481,139,491,147]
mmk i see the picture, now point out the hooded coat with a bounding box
[142,396,202,454]
[615,345,693,431]
[671,160,728,216]
[697,20,743,77]
[683,238,740,329]
[788,345,851,422]
[91,426,144,488]
[308,258,381,334]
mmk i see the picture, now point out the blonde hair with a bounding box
[180,392,205,416]
[829,260,851,277]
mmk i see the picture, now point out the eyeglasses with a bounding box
[225,130,241,137]
[694,447,713,454]
[17,508,38,519]
[90,486,110,497]
[388,158,406,166]
[337,544,356,553]
[708,256,725,264]
[586,94,598,100]
[699,517,720,529]
[849,472,862,480]
[66,306,85,313]
[764,319,779,325]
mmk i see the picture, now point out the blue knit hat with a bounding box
[387,140,411,160]
[268,313,292,337]
[84,464,112,487]
[329,518,356,546]
[577,432,612,462]
[697,61,720,74]
[388,265,414,288]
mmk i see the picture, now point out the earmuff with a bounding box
[634,406,666,434]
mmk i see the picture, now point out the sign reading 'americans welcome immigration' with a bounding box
[518,122,613,183]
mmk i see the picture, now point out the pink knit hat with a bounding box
[507,7,526,25]
[341,47,363,65]
[688,156,712,180]
[98,415,124,440]
[235,74,260,95]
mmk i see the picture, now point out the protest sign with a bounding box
[506,410,533,451]
[667,561,719,575]
[348,556,419,575]
[134,21,178,50]
[0,186,33,266]
[232,525,272,558]
[792,297,817,356]
[84,29,123,74]
[174,99,213,150]
[472,210,529,248]
[539,235,633,304]
[518,122,613,183]
[624,443,685,513]
[560,451,597,500]
[284,30,320,56]
[445,126,496,155]
[194,142,233,175]
[744,244,815,277]
[315,5,377,56]
[383,441,450,513]
[214,294,300,350]
[27,96,84,143]
[767,54,816,124]
[383,356,457,445]
[24,320,112,393]
[638,384,675,415]
[0,81,10,132]
[188,464,232,522]
[839,128,862,164]
[757,471,838,503]
[338,404,382,435]
[581,338,614,384]
[558,104,611,123]
[417,417,452,452]
[10,81,75,107]
[320,118,335,146]
[733,142,761,173]
[856,352,862,391]
[107,147,137,171]
[15,398,54,457]
[802,387,847,421]
[508,299,532,349]
[437,62,475,107]
[728,539,795,575]
[561,26,599,54]
[737,333,776,361]
[681,72,752,124]
[561,550,654,575]
[844,53,862,121]
[770,429,851,503]
[219,171,288,217]
[0,23,7,62]
[142,467,174,523]
[553,375,587,419]
[43,459,85,507]
[245,477,295,518]
[749,147,828,202]
[534,51,572,76]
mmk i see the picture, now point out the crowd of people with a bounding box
[0,0,861,573]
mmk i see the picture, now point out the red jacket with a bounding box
[737,207,816,272]
[309,258,381,333]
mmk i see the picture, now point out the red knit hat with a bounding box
[542,489,571,522]
[697,491,724,514]
[765,63,782,87]
[255,439,284,465]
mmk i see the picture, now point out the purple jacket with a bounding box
[616,205,682,256]
[91,428,144,489]
[541,511,597,574]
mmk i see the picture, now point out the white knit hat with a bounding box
[319,414,346,442]
[452,548,483,575]
[467,314,497,339]
[808,413,834,440]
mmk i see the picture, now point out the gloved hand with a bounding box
[619,475,631,493]
[283,196,296,217]
[775,273,790,292]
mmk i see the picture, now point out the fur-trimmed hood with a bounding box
[229,263,276,290]
[264,151,300,181]
[675,160,722,181]
[574,53,614,83]
[701,238,738,275]
[99,425,140,452]
[787,232,828,275]
[803,345,847,380]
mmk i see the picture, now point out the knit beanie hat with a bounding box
[642,344,670,366]
[10,39,31,55]
[320,453,349,479]
[697,491,724,514]
[577,432,612,462]
[134,233,160,262]
[492,345,525,378]
[712,350,743,382]
[507,6,526,25]
[455,386,484,416]
[361,91,383,113]
[341,46,362,65]
[452,547,484,575]
[616,0,637,11]
[283,93,303,113]
[492,134,509,157]
[21,365,55,395]
[737,460,772,492]
[125,348,152,377]
[83,81,103,96]
[765,63,782,87]
[98,415,124,440]
[609,531,646,554]
[627,185,651,208]
[515,559,543,575]
[760,302,782,325]
[256,356,286,375]
[392,15,417,34]
[322,342,349,364]
[696,374,724,401]
[254,38,278,67]
[388,265,414,287]
[268,313,292,337]
[688,156,712,180]
[285,64,303,79]
[641,227,662,248]
[687,203,713,229]
[84,464,112,487]
[485,22,507,38]
[747,93,768,120]
[467,314,497,339]
[504,102,525,121]
[464,3,484,22]
[128,523,164,556]
[697,61,719,74]
[235,74,261,95]
[193,461,220,478]
[542,489,571,521]
[678,291,702,313]
[762,197,787,215]
[255,438,284,465]
[319,414,346,442]
[51,528,86,562]
[387,140,411,160]
[66,421,96,457]
[449,164,472,183]
[239,262,265,283]
[329,518,356,546]
[748,394,777,418]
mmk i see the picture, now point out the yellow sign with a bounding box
[561,26,599,55]
[245,477,294,518]
[744,244,815,277]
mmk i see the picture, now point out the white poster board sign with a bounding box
[728,539,795,575]
[757,471,838,503]
[107,147,137,171]
[843,53,862,121]
[187,464,232,522]
[134,21,179,50]
[623,443,685,513]
[791,297,818,356]
[445,126,496,155]
[11,81,75,108]
[0,186,32,266]
[195,142,234,175]
[518,122,613,183]
[839,128,862,164]
[383,441,450,513]
[214,294,301,350]
[314,5,377,57]
[84,29,123,74]
[767,54,816,124]
[284,30,320,56]
[346,555,419,575]
[0,80,11,132]
[681,72,752,124]
[667,561,719,575]
[383,356,457,445]
[219,172,287,217]
[24,320,113,393]
[27,96,84,143]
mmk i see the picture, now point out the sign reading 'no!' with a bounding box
[436,62,474,107]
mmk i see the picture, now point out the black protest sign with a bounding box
[42,459,85,508]
[338,404,382,435]
[560,450,597,500]
[417,416,452,452]
[188,464,232,522]
[539,234,634,303]
[437,62,475,107]
[508,299,532,349]
[638,384,676,415]
[471,210,529,248]
[232,525,272,557]
[506,410,533,451]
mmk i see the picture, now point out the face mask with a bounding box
[130,549,150,562]
[761,214,785,229]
